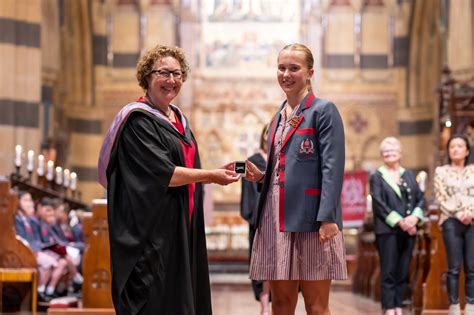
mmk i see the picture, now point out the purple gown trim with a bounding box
[97,101,186,188]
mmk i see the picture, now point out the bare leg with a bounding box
[269,280,298,315]
[299,280,332,315]
[260,281,271,315]
[65,256,77,282]
[48,258,68,289]
[38,268,51,287]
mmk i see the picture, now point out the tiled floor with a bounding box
[210,273,383,315]
[2,283,384,315]
[211,283,383,315]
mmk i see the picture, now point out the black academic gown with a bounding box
[240,152,266,300]
[106,110,212,315]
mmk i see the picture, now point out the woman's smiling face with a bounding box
[147,56,183,105]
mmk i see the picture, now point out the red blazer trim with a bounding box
[269,115,277,155]
[279,153,286,232]
[296,128,315,135]
[305,93,315,109]
[304,188,321,195]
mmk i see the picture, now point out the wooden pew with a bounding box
[352,221,377,297]
[82,199,113,309]
[411,224,431,315]
[48,199,115,314]
[422,206,465,313]
[0,177,38,313]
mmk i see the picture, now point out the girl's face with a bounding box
[277,50,313,97]
[448,137,469,165]
[19,193,35,216]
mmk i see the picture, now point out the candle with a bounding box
[46,160,54,181]
[63,169,70,187]
[55,166,63,185]
[15,145,22,167]
[27,150,34,172]
[70,172,77,190]
[37,155,44,176]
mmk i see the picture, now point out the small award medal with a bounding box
[289,115,300,128]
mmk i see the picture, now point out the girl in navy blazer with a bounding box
[370,137,425,315]
[245,43,347,315]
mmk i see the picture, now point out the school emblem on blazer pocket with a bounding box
[299,138,315,154]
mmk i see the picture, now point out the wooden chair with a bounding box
[0,178,38,313]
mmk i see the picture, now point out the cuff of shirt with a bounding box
[386,211,403,228]
[412,207,424,225]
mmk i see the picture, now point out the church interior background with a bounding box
[1,0,473,314]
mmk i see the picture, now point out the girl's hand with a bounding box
[245,160,265,182]
[319,222,339,244]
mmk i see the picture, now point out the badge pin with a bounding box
[289,116,300,128]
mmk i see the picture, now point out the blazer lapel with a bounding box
[281,115,304,149]
[281,92,315,150]
[378,165,406,199]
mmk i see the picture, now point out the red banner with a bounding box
[341,171,368,228]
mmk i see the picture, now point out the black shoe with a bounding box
[38,292,52,303]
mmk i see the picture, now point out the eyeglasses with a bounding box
[150,69,183,79]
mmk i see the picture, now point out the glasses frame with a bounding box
[150,69,183,80]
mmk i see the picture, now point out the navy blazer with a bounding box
[256,93,345,232]
[241,152,266,229]
[370,166,425,235]
[15,214,42,252]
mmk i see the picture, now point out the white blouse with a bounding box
[434,164,474,225]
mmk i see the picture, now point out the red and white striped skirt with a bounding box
[249,184,348,281]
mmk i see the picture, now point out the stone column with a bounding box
[0,0,42,177]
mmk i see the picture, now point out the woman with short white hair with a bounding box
[370,136,425,315]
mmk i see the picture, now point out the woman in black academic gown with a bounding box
[98,45,239,315]
[240,124,270,315]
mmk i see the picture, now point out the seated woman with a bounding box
[15,191,68,301]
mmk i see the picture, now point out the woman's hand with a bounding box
[402,215,419,229]
[208,169,240,186]
[319,222,339,244]
[456,210,472,225]
[221,162,235,171]
[245,160,265,182]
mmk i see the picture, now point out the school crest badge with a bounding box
[299,138,314,154]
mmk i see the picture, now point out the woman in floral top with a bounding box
[434,134,474,315]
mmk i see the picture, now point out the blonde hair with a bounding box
[279,43,314,91]
[136,45,190,90]
[379,137,402,153]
